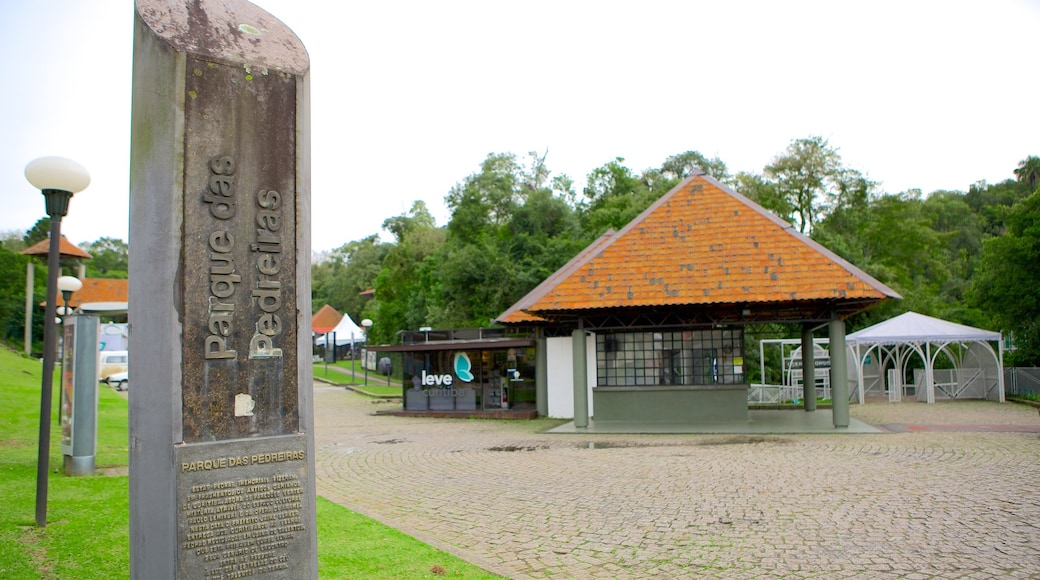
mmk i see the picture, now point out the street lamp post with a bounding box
[55,276,83,375]
[361,319,372,386]
[57,276,83,317]
[25,156,90,527]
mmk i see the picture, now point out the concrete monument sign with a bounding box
[129,1,315,578]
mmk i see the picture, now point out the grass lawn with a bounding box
[0,346,500,579]
[314,362,403,397]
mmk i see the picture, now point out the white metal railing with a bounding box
[749,383,833,404]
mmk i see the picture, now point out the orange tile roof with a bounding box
[312,304,343,334]
[64,278,127,307]
[21,236,93,259]
[498,173,899,324]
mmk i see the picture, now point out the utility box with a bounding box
[60,315,100,476]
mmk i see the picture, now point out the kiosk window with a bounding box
[595,329,744,386]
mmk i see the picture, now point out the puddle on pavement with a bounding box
[482,437,790,453]
[486,445,550,452]
[582,441,652,450]
[695,435,788,446]
[579,437,788,449]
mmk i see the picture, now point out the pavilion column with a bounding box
[800,324,816,412]
[572,326,589,428]
[535,333,548,417]
[829,319,849,428]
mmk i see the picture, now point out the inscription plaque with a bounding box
[176,435,313,579]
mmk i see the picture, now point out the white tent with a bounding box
[314,313,366,346]
[846,311,1004,404]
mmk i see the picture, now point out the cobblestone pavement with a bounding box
[313,385,1040,579]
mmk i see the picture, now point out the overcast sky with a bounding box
[1,0,1038,253]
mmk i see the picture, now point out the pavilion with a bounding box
[497,169,901,430]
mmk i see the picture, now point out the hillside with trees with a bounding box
[315,140,1039,367]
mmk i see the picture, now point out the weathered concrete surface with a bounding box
[129,0,313,577]
[314,390,1040,579]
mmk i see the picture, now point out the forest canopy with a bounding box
[312,140,1039,366]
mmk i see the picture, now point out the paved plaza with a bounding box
[313,384,1040,579]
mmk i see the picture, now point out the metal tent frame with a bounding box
[846,312,1004,404]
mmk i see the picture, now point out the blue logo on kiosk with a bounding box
[454,353,474,382]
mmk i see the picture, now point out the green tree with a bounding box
[813,187,971,327]
[579,157,658,236]
[917,190,987,323]
[507,187,585,295]
[312,235,389,321]
[1013,156,1040,191]
[81,237,129,278]
[0,229,27,252]
[383,200,437,241]
[444,154,523,246]
[660,150,729,184]
[438,153,524,325]
[641,150,730,201]
[371,202,446,342]
[438,152,582,327]
[765,136,844,234]
[438,240,513,327]
[0,244,33,344]
[808,172,875,266]
[964,178,1032,235]
[23,218,50,247]
[969,189,1040,365]
[580,152,734,237]
[733,171,793,224]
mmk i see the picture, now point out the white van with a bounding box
[98,350,129,380]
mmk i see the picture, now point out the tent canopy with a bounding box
[846,311,1003,404]
[315,313,366,346]
[847,311,1000,345]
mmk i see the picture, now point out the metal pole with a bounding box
[36,220,63,526]
[360,320,372,386]
[25,261,34,355]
